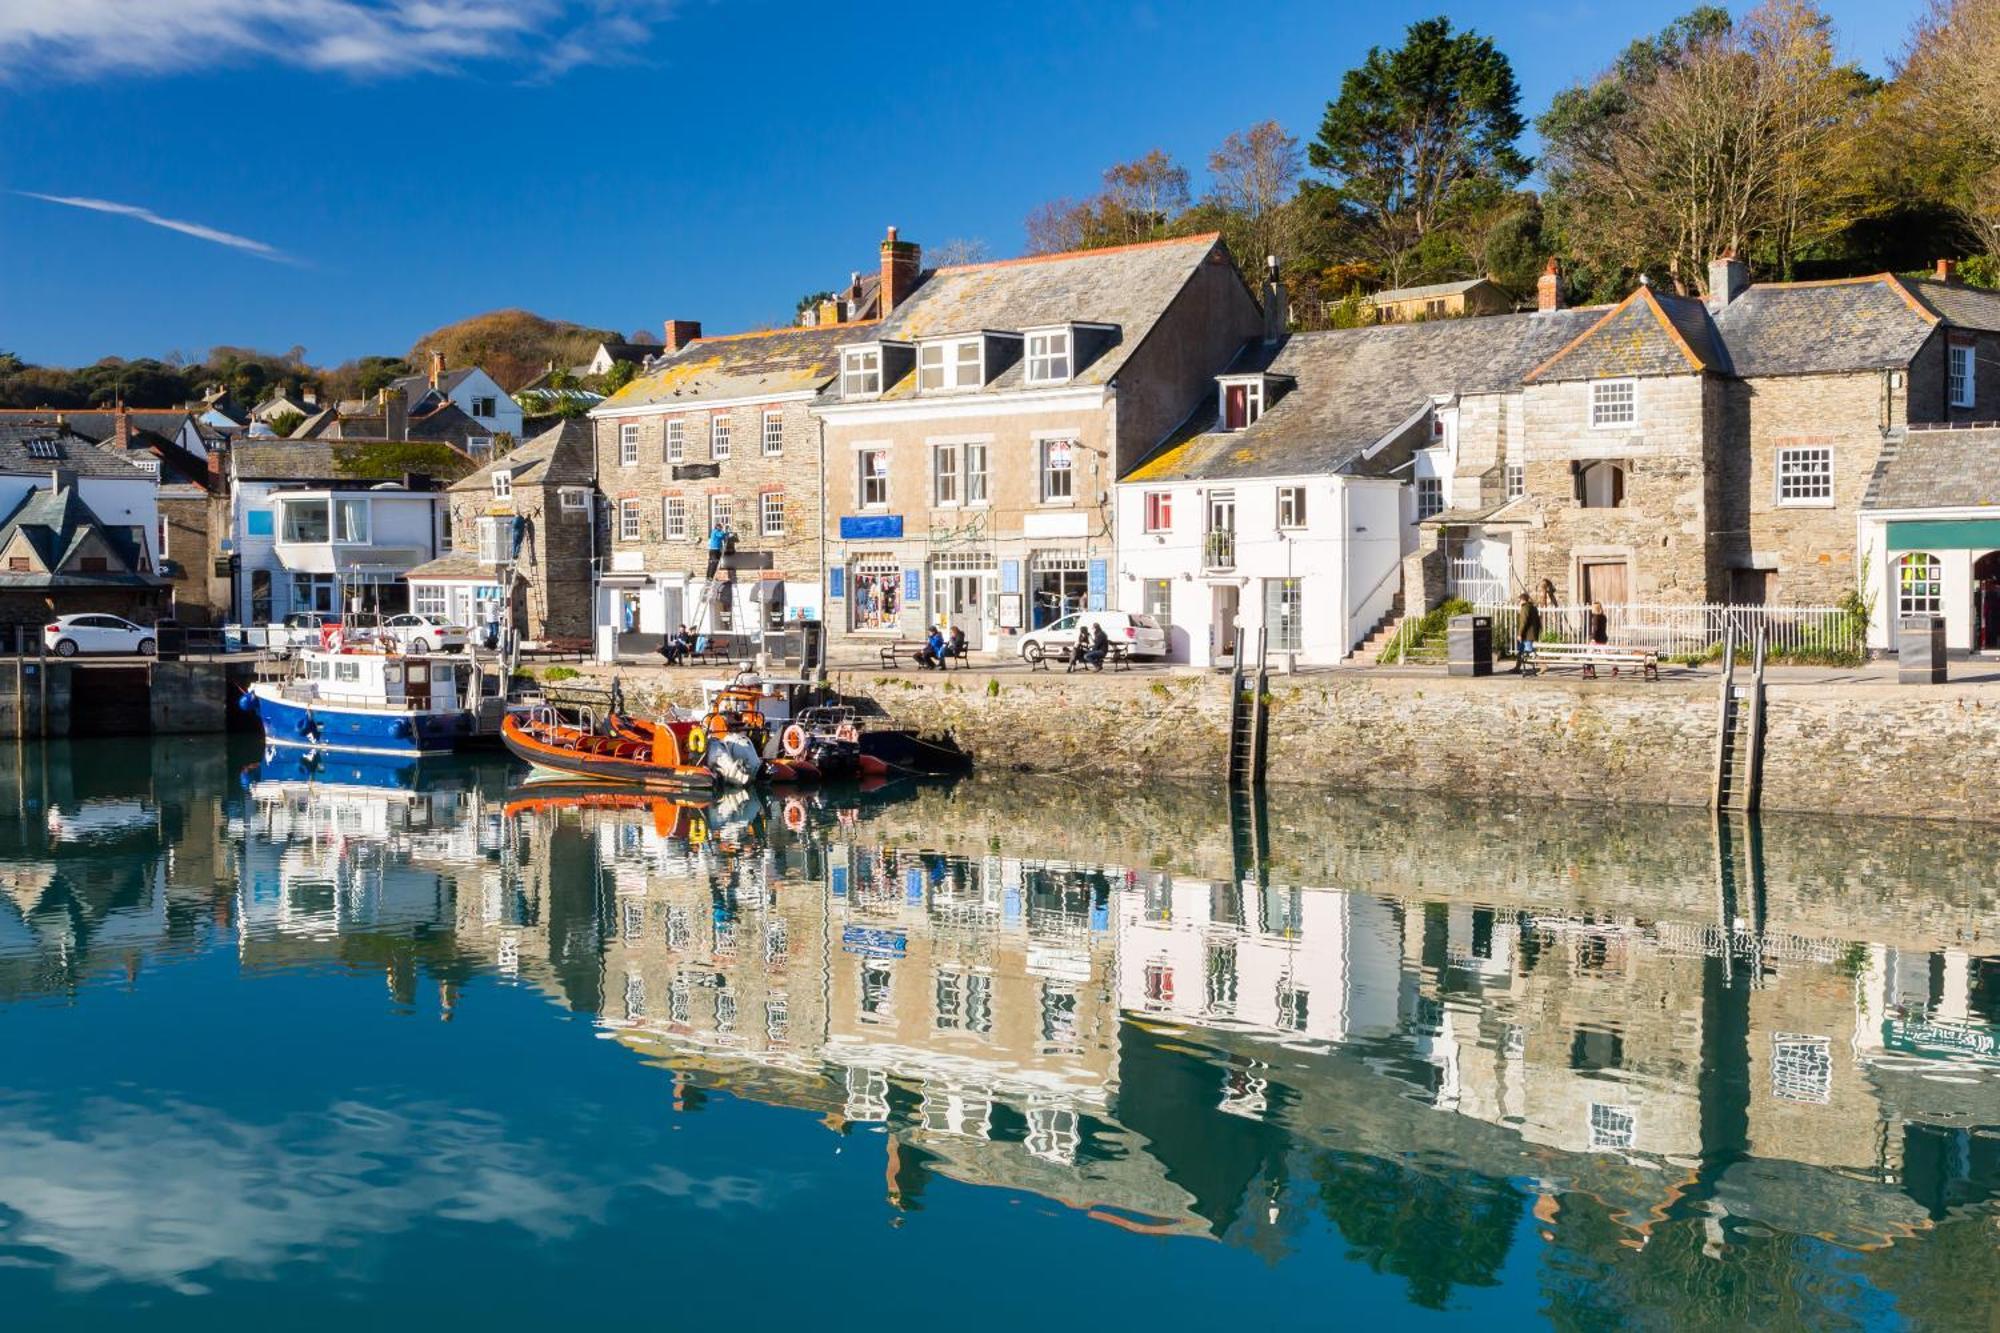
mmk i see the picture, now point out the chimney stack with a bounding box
[880,225,922,315]
[112,405,134,453]
[664,319,702,352]
[427,349,444,389]
[1937,257,1958,283]
[1536,259,1563,313]
[383,387,408,441]
[1261,255,1287,345]
[817,298,842,328]
[1706,250,1749,312]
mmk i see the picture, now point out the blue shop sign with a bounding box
[1087,558,1108,611]
[839,514,904,540]
[829,567,846,599]
[904,567,921,603]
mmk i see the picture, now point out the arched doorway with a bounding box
[1975,550,2000,650]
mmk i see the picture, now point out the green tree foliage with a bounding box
[1306,17,1531,287]
[1024,149,1193,254]
[266,409,306,439]
[1309,1150,1524,1310]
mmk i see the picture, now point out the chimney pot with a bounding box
[427,348,444,390]
[1937,258,1958,283]
[1537,259,1563,313]
[664,319,702,352]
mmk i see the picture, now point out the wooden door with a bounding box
[1581,561,1629,606]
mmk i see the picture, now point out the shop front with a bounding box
[1861,513,2000,652]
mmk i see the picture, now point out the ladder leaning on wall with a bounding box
[1226,625,1270,789]
[1711,622,1768,813]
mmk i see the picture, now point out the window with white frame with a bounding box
[859,448,889,507]
[965,443,989,504]
[1026,328,1072,383]
[619,421,640,465]
[1221,379,1263,430]
[1264,577,1303,652]
[919,338,983,391]
[1897,551,1943,616]
[472,395,497,417]
[1950,343,1977,407]
[762,410,783,455]
[491,470,512,501]
[559,486,588,511]
[710,414,731,460]
[1277,485,1306,528]
[1775,446,1833,504]
[415,584,447,616]
[932,443,961,505]
[843,348,881,396]
[465,435,493,456]
[665,418,684,463]
[1588,1102,1636,1151]
[1506,460,1525,500]
[709,495,733,533]
[1144,490,1173,532]
[618,498,640,541]
[1771,1034,1832,1104]
[1590,379,1636,428]
[1039,438,1075,502]
[1416,476,1444,519]
[761,492,785,537]
[663,496,687,540]
[476,516,507,564]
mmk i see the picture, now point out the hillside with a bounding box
[406,309,621,393]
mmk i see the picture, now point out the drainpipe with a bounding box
[1339,481,1351,663]
[815,412,828,685]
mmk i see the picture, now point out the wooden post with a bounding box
[12,651,21,742]
[37,641,48,739]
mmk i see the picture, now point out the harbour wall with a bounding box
[802,668,1998,824]
[0,658,255,739]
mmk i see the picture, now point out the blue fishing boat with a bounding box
[241,641,517,758]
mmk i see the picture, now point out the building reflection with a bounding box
[4,743,1995,1316]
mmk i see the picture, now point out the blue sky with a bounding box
[0,0,1924,370]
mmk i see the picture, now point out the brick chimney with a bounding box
[1937,257,1958,283]
[817,298,842,327]
[664,319,702,352]
[1536,259,1562,313]
[383,386,408,441]
[880,226,922,314]
[207,438,228,493]
[112,405,133,453]
[427,348,445,389]
[1706,250,1749,312]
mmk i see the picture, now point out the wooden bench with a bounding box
[1523,642,1660,680]
[1032,641,1131,673]
[880,639,971,670]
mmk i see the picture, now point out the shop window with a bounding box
[850,559,903,631]
[1897,551,1943,617]
[1263,577,1302,652]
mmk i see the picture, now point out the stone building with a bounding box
[815,231,1264,659]
[588,315,870,659]
[405,419,595,643]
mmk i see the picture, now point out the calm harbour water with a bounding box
[1,737,1996,1330]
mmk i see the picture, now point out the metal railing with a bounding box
[1445,558,1507,607]
[1482,602,1864,660]
[1203,529,1236,571]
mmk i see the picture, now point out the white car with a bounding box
[44,614,156,658]
[380,613,470,654]
[1018,611,1167,663]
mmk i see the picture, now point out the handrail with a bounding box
[1347,561,1403,657]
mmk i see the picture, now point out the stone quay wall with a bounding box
[802,668,1997,823]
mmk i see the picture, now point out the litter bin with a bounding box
[799,620,825,674]
[1448,614,1493,677]
[1898,615,1946,685]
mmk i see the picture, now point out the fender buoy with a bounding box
[391,717,413,738]
[786,759,821,783]
[685,723,707,758]
[783,798,806,832]
[781,723,808,758]
[236,691,259,714]
[765,760,796,784]
[834,722,859,744]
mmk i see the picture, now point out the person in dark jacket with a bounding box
[1586,600,1611,678]
[1084,622,1110,671]
[1514,593,1542,672]
[915,626,945,670]
[947,625,967,662]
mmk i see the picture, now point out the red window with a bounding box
[1224,384,1249,430]
[1144,491,1173,532]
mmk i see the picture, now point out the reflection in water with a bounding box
[0,739,1997,1324]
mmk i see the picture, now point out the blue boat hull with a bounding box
[248,685,471,757]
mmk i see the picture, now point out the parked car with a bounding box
[264,612,335,657]
[380,613,470,654]
[1018,610,1167,663]
[43,614,156,658]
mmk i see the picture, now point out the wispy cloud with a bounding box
[15,192,298,264]
[0,0,677,83]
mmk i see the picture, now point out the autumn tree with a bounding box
[1023,150,1192,253]
[1306,17,1530,286]
[1205,120,1305,272]
[1892,0,2000,258]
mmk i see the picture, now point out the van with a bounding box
[1018,610,1166,663]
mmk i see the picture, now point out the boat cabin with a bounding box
[292,647,500,715]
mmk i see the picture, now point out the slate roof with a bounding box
[0,423,155,479]
[404,552,491,582]
[1905,277,2000,332]
[1713,277,1937,376]
[1867,425,2000,510]
[0,409,193,444]
[595,342,658,366]
[388,368,477,401]
[864,233,1234,398]
[1127,311,1602,483]
[449,420,593,493]
[598,320,877,411]
[0,482,160,587]
[1526,287,1725,382]
[1370,277,1498,303]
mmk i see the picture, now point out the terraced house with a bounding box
[815,230,1263,659]
[588,313,876,658]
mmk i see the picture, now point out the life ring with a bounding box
[320,625,344,653]
[834,722,859,744]
[685,723,707,758]
[781,723,808,758]
[783,798,807,832]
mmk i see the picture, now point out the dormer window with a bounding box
[492,470,512,501]
[1220,379,1265,431]
[843,347,882,397]
[918,338,984,391]
[1026,328,1072,384]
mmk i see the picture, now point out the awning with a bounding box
[1886,518,2000,551]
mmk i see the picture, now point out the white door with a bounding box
[949,576,986,651]
[1211,586,1240,663]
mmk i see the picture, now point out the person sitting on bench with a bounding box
[915,626,946,670]
[946,625,967,664]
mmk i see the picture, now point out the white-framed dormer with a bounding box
[917,335,986,393]
[1024,325,1075,385]
[1216,373,1287,432]
[1589,377,1638,430]
[842,344,885,398]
